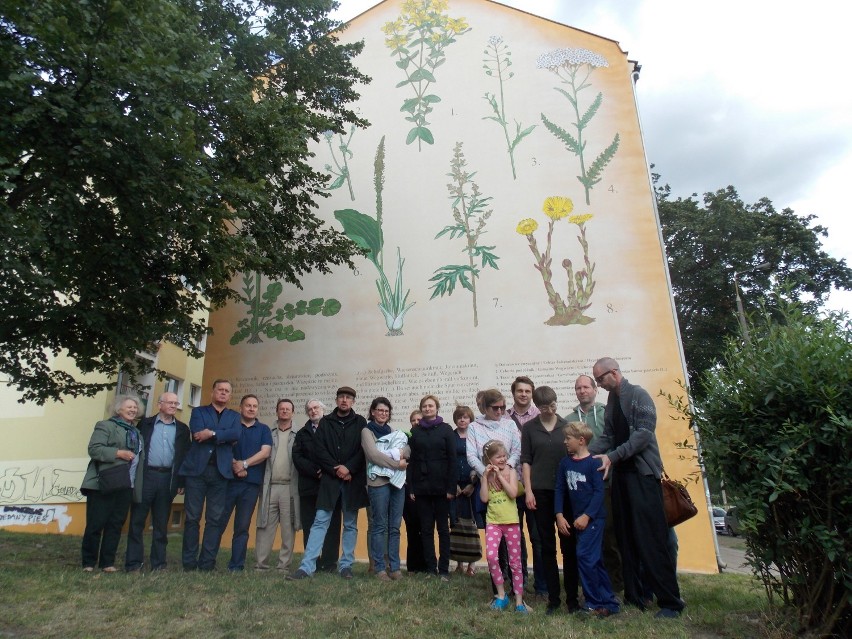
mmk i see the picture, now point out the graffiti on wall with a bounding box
[0,504,73,532]
[0,461,85,505]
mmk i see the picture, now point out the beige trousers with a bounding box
[255,483,296,570]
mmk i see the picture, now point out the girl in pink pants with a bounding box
[480,440,528,613]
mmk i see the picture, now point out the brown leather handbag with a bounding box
[661,471,698,527]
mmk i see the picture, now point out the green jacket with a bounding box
[564,402,606,439]
[80,418,145,502]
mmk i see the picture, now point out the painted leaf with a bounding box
[400,97,420,113]
[578,92,603,130]
[585,132,620,186]
[322,298,342,316]
[405,127,419,145]
[409,68,436,83]
[541,113,580,155]
[327,174,346,189]
[334,209,383,262]
[422,94,441,103]
[417,127,435,145]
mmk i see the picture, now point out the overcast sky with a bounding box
[332,0,852,312]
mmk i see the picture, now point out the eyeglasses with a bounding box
[535,402,557,411]
[373,408,390,413]
[160,401,180,406]
[594,369,616,384]
[488,404,506,412]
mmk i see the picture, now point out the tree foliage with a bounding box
[0,0,369,403]
[697,303,851,637]
[656,178,852,397]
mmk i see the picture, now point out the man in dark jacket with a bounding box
[288,387,367,580]
[179,378,242,571]
[589,357,685,619]
[124,392,191,571]
[292,398,341,572]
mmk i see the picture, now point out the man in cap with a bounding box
[288,387,368,580]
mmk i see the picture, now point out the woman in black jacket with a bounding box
[407,395,456,579]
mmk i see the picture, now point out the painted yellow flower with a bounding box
[430,32,443,44]
[386,34,408,50]
[402,0,421,14]
[446,17,469,34]
[409,9,429,27]
[429,0,449,12]
[568,213,594,225]
[516,218,539,235]
[542,196,574,220]
[381,19,403,35]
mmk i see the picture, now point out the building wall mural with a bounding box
[204,0,717,572]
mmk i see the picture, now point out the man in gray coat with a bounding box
[589,358,684,619]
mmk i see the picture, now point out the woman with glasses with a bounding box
[362,397,409,581]
[407,395,456,580]
[520,386,580,614]
[79,395,145,572]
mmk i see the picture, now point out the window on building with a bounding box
[196,332,207,353]
[189,384,202,408]
[163,376,183,398]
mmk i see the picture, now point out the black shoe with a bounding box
[286,569,310,581]
[340,567,354,579]
[546,604,560,616]
[655,608,681,619]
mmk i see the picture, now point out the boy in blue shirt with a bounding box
[555,421,620,617]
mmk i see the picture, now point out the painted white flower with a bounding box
[536,47,609,70]
[488,35,503,47]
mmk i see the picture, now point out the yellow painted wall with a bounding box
[0,318,206,536]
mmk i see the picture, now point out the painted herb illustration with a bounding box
[334,136,415,336]
[382,0,470,151]
[231,272,341,345]
[321,126,356,200]
[430,142,499,327]
[516,196,596,326]
[482,35,535,179]
[538,48,620,205]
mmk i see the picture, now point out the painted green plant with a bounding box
[231,272,341,345]
[321,126,356,200]
[516,196,596,326]
[382,0,470,151]
[334,136,415,336]
[430,142,499,327]
[538,48,620,205]
[482,35,535,179]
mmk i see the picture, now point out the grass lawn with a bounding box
[0,530,791,639]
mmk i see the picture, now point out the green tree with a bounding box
[656,179,852,397]
[1,0,369,403]
[697,303,851,637]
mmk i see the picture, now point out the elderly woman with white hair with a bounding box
[79,394,145,572]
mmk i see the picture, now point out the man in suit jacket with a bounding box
[179,378,242,571]
[124,391,191,571]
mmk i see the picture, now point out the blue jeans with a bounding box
[576,519,620,612]
[182,465,229,571]
[368,483,405,573]
[299,487,359,575]
[226,481,261,571]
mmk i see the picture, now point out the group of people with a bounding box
[79,357,685,619]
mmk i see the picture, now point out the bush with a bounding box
[697,303,851,638]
